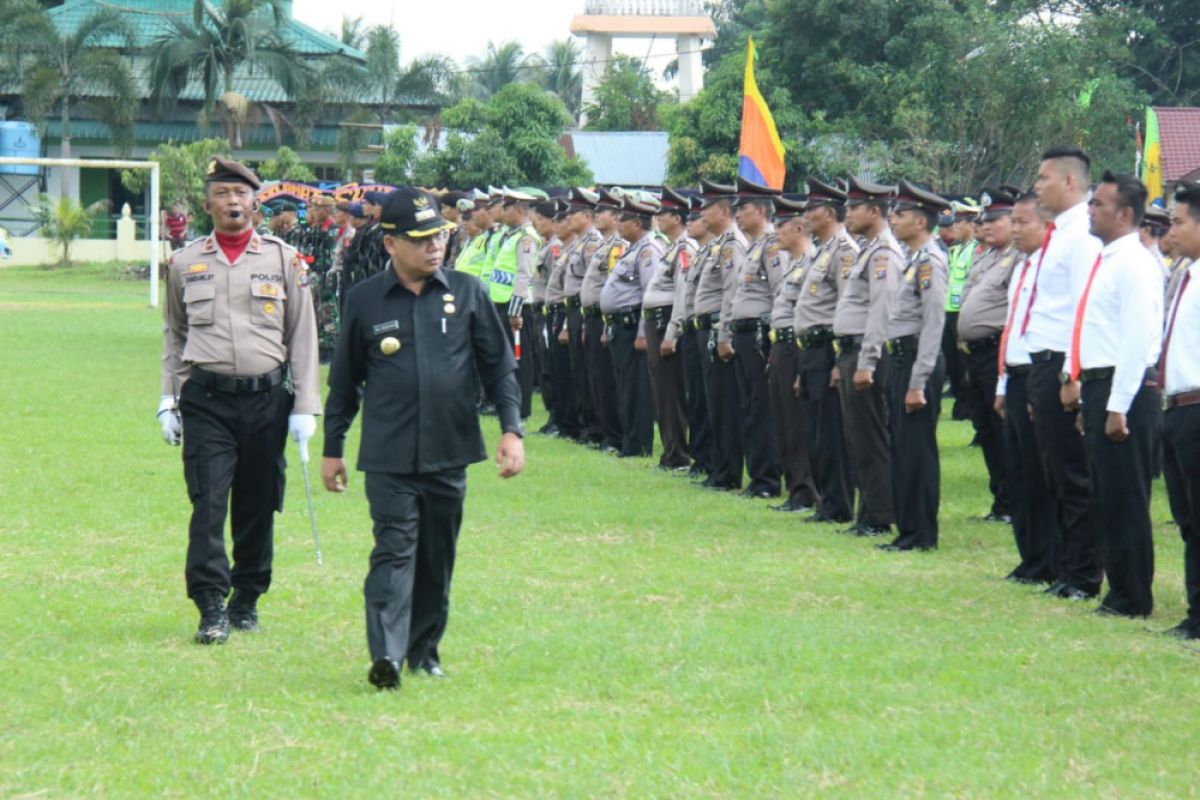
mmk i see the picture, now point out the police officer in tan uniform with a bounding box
[795,178,858,524]
[580,189,627,452]
[159,158,320,644]
[681,197,716,478]
[561,189,606,444]
[878,179,950,552]
[836,176,902,536]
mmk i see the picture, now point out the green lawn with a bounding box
[1,262,1196,798]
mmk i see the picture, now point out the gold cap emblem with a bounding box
[381,336,401,355]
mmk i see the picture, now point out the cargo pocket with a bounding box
[274,454,287,513]
[183,456,205,503]
[250,282,287,329]
[183,281,216,325]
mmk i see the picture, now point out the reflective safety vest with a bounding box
[455,235,488,279]
[488,224,542,304]
[946,240,976,312]
[478,225,508,291]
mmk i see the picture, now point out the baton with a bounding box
[297,440,323,566]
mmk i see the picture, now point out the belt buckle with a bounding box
[833,340,842,355]
[886,340,895,355]
[768,329,778,344]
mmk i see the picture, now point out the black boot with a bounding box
[227,589,260,632]
[194,591,229,645]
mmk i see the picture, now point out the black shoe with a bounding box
[537,423,560,437]
[368,657,401,690]
[1042,581,1068,595]
[854,525,891,537]
[740,488,776,499]
[409,658,447,679]
[1095,604,1142,619]
[600,444,619,454]
[1163,621,1200,640]
[227,589,260,632]
[876,540,936,552]
[983,512,1013,524]
[770,501,812,513]
[1060,586,1099,602]
[687,466,707,479]
[193,591,229,645]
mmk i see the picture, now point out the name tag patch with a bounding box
[372,320,401,334]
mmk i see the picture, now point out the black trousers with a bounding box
[703,331,744,488]
[1163,404,1200,628]
[1028,354,1101,593]
[798,342,854,522]
[837,346,893,527]
[943,311,968,416]
[1002,368,1060,582]
[363,469,466,667]
[531,305,553,417]
[768,339,818,506]
[584,315,622,448]
[1081,377,1158,616]
[496,303,534,419]
[608,322,655,457]
[179,378,291,600]
[683,327,714,473]
[732,329,782,495]
[645,322,691,468]
[566,304,594,441]
[548,307,581,438]
[885,350,945,549]
[963,342,1010,516]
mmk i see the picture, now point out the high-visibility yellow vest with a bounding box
[488,224,541,304]
[455,235,488,278]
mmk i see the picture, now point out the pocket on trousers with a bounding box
[183,457,205,502]
[274,454,287,513]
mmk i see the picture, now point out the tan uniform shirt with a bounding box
[729,231,786,325]
[580,232,624,307]
[957,243,1017,340]
[564,228,603,299]
[532,235,561,305]
[834,227,904,371]
[887,237,948,391]
[651,235,699,343]
[544,236,571,306]
[704,226,749,343]
[794,227,860,331]
[771,251,809,330]
[161,231,320,414]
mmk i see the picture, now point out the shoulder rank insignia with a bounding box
[918,258,933,289]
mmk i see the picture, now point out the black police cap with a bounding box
[379,186,456,238]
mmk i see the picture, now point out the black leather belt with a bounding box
[583,304,603,319]
[604,307,641,328]
[1005,363,1031,377]
[565,296,582,309]
[959,333,1001,355]
[642,305,672,322]
[691,312,718,331]
[1167,390,1200,410]
[886,335,919,355]
[798,325,835,349]
[189,365,285,394]
[834,334,863,353]
[729,317,768,334]
[1028,349,1062,364]
[1079,366,1158,384]
[771,326,795,344]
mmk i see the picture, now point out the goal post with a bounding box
[0,156,162,307]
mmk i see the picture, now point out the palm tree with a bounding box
[4,3,137,190]
[145,0,308,149]
[34,194,108,266]
[364,25,401,120]
[339,15,366,51]
[468,41,530,98]
[538,39,583,121]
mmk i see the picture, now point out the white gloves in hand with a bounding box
[157,395,181,446]
[288,414,317,463]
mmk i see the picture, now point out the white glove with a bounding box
[288,414,317,463]
[157,395,181,446]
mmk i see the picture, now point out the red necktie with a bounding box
[1159,270,1192,390]
[1019,222,1056,335]
[998,257,1033,376]
[1067,252,1104,381]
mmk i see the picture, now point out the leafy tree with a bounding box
[3,2,137,174]
[339,14,365,50]
[257,146,317,182]
[335,108,376,182]
[145,0,308,148]
[372,126,419,186]
[120,139,229,231]
[537,39,583,120]
[34,194,105,266]
[583,54,670,131]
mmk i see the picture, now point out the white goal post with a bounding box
[0,156,161,307]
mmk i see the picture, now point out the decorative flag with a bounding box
[1142,107,1163,206]
[738,37,786,190]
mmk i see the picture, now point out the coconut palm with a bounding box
[4,3,137,183]
[34,194,108,266]
[468,41,531,98]
[145,0,308,148]
[339,15,366,51]
[537,39,583,120]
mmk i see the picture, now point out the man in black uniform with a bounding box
[321,187,525,690]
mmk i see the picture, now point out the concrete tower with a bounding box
[571,0,716,122]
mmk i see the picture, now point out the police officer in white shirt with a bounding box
[995,194,1062,585]
[1025,146,1103,601]
[1161,184,1200,639]
[1064,172,1163,618]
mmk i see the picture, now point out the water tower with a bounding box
[571,0,716,121]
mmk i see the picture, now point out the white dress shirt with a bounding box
[1021,200,1102,354]
[1164,260,1200,396]
[1072,232,1163,414]
[995,249,1039,397]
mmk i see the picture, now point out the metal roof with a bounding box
[563,131,668,187]
[1154,106,1200,183]
[42,119,376,150]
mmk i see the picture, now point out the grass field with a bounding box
[1,262,1197,798]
